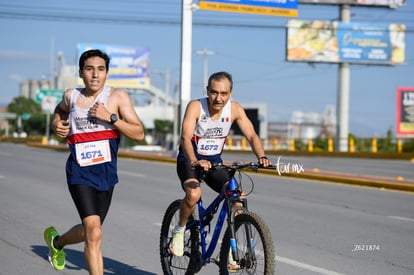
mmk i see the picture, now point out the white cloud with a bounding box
[0,50,48,60]
[8,73,24,81]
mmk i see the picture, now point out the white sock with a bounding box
[175,225,185,232]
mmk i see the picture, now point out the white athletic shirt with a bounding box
[176,97,232,163]
[65,86,120,191]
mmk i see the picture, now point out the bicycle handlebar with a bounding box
[212,161,277,172]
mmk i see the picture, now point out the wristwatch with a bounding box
[109,113,118,124]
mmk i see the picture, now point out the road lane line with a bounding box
[277,256,345,275]
[119,170,147,178]
[388,216,414,222]
[153,222,345,274]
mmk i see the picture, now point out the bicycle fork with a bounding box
[226,196,255,264]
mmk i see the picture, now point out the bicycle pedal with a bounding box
[228,263,241,272]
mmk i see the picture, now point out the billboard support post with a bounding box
[179,0,193,130]
[336,4,351,152]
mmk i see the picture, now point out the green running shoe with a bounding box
[44,226,65,270]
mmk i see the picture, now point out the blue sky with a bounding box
[0,0,413,137]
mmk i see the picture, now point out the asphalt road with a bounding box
[1,143,414,274]
[221,152,414,181]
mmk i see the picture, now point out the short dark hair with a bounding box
[78,49,110,71]
[207,71,233,91]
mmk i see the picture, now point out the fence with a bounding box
[225,136,414,153]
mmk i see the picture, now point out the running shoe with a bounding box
[44,226,65,270]
[169,228,184,256]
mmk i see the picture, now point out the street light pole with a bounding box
[45,34,55,144]
[152,68,171,97]
[195,48,215,92]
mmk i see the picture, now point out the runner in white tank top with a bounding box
[44,49,144,274]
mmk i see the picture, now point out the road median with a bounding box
[27,142,414,193]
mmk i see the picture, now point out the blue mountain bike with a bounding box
[159,162,276,274]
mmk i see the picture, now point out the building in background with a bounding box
[268,105,336,149]
[5,49,336,149]
[289,104,336,140]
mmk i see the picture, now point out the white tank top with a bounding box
[65,87,120,189]
[192,97,232,156]
[68,86,115,136]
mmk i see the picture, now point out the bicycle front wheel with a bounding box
[219,211,275,274]
[159,199,200,275]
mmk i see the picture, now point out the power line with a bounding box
[1,11,414,33]
[0,1,413,31]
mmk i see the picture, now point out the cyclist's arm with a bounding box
[180,100,200,166]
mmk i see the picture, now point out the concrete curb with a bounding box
[258,169,414,193]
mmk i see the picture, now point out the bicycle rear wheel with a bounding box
[219,211,275,274]
[159,199,201,275]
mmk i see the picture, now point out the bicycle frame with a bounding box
[160,162,276,274]
[185,177,248,265]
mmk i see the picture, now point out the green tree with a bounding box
[121,122,147,147]
[8,96,42,115]
[7,97,42,134]
[25,113,51,136]
[294,139,306,151]
[378,128,395,152]
[154,119,173,147]
[402,138,414,152]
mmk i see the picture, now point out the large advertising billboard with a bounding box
[298,0,405,8]
[78,43,150,89]
[198,0,298,17]
[396,87,414,137]
[286,20,405,65]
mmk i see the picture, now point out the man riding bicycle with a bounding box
[170,71,271,265]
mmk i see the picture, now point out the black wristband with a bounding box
[258,156,268,160]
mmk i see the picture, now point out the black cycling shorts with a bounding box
[177,161,229,193]
[68,184,114,223]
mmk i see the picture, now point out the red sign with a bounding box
[396,87,414,137]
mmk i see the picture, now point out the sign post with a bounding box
[36,89,65,144]
[178,0,298,147]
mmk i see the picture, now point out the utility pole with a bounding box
[336,4,350,152]
[180,0,194,125]
[152,68,170,97]
[45,34,55,144]
[195,48,215,92]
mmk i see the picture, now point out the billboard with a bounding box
[298,0,405,8]
[78,43,150,89]
[198,0,298,17]
[396,87,414,137]
[286,20,405,65]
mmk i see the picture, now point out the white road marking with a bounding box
[119,170,147,178]
[277,256,345,275]
[154,218,345,274]
[388,216,414,222]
